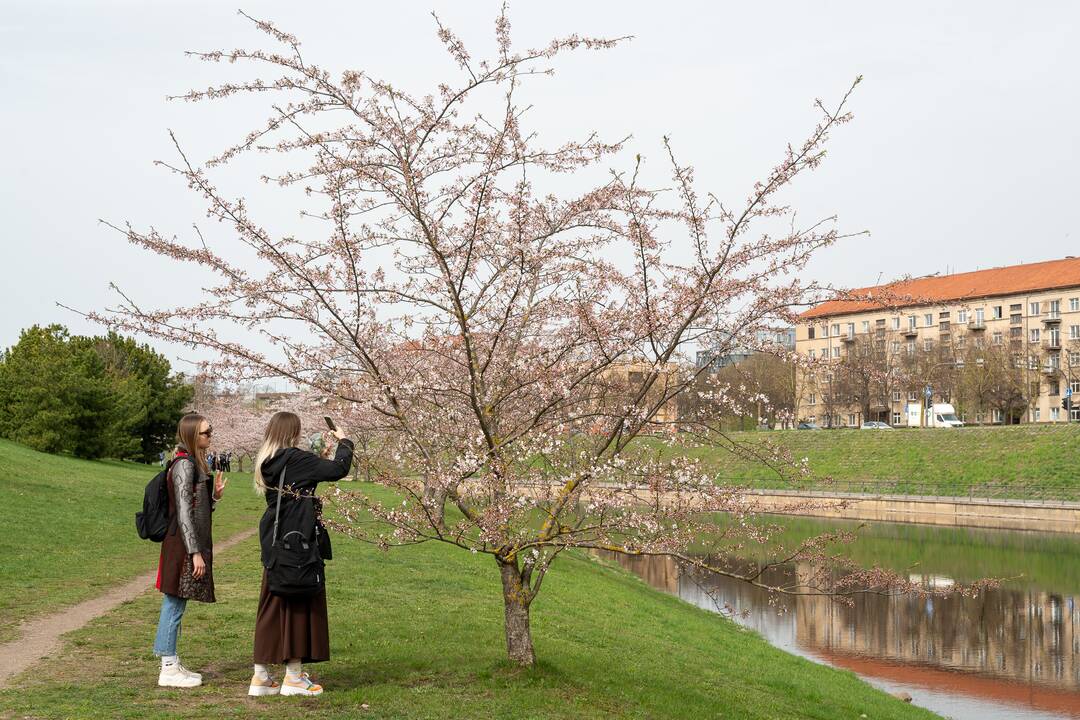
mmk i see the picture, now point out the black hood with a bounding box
[260,447,297,478]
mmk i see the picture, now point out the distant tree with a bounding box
[0,325,191,459]
[0,325,113,457]
[86,332,193,461]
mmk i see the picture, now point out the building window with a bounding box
[1030,301,1041,316]
[808,326,815,340]
[1070,325,1080,340]
[861,320,869,333]
[848,413,856,426]
[908,391,918,402]
[924,313,934,326]
[808,393,816,405]
[1049,380,1060,395]
[832,347,840,358]
[1030,328,1041,343]
[1034,407,1041,421]
[1070,352,1080,366]
[1051,407,1060,421]
[992,331,1003,345]
[907,315,916,330]
[1011,313,1023,325]
[822,324,829,338]
[924,339,933,351]
[831,323,840,337]
[846,322,855,337]
[892,412,901,425]
[992,409,1003,423]
[1071,298,1079,312]
[956,336,966,349]
[892,391,901,402]
[1072,380,1080,395]
[992,306,1003,319]
[808,348,815,360]
[1049,299,1061,318]
[892,317,900,330]
[890,340,900,353]
[957,309,968,324]
[808,415,816,425]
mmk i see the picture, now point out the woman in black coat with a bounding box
[247,411,353,698]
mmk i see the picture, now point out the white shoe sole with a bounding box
[280,684,323,697]
[248,683,281,697]
[158,676,202,688]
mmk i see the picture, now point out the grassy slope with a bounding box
[0,438,264,642]
[0,440,935,719]
[648,424,1080,499]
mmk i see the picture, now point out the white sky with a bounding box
[3,1,1078,378]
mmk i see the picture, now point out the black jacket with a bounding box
[259,439,354,566]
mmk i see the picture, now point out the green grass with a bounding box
[0,438,265,643]
[644,424,1080,500]
[0,439,936,719]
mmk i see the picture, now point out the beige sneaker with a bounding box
[159,662,201,688]
[280,672,323,697]
[248,674,281,697]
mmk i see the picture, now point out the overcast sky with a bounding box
[3,0,1078,376]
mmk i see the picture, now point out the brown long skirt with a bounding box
[253,570,330,664]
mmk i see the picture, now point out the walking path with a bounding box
[0,528,256,689]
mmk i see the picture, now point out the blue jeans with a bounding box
[153,594,188,656]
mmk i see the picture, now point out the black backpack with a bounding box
[265,463,325,598]
[136,458,178,542]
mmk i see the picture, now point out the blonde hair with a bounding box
[253,411,302,494]
[175,413,210,476]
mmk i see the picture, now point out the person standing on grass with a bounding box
[153,412,227,688]
[248,411,352,698]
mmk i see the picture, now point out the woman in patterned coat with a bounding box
[153,412,227,687]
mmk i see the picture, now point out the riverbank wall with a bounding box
[746,489,1080,534]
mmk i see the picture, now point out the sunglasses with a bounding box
[199,426,214,437]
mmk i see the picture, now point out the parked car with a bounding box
[797,422,821,430]
[860,421,894,430]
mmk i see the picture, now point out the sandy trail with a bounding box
[0,528,256,688]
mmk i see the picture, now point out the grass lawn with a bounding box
[0,439,937,719]
[646,424,1080,500]
[0,438,265,643]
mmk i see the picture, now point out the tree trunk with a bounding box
[422,484,447,528]
[498,557,535,667]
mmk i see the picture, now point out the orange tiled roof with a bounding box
[800,256,1080,320]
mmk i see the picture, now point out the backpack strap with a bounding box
[271,458,288,547]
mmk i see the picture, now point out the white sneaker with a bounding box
[248,674,281,696]
[159,663,202,688]
[177,663,202,683]
[280,672,323,696]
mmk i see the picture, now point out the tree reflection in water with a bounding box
[599,524,1080,720]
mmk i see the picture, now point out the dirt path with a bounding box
[0,528,256,688]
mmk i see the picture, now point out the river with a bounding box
[603,517,1080,719]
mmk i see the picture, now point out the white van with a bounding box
[904,402,965,428]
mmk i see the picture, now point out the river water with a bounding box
[604,517,1080,719]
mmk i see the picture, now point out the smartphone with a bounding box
[324,416,338,432]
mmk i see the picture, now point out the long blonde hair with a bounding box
[253,411,302,494]
[176,413,210,476]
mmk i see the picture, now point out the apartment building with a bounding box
[795,256,1080,427]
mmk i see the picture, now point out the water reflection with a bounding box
[603,522,1080,720]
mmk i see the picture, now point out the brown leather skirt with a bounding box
[253,569,330,664]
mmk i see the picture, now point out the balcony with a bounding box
[1042,364,1060,375]
[841,334,856,343]
[1044,337,1062,351]
[902,327,918,337]
[968,320,986,331]
[1043,313,1062,324]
